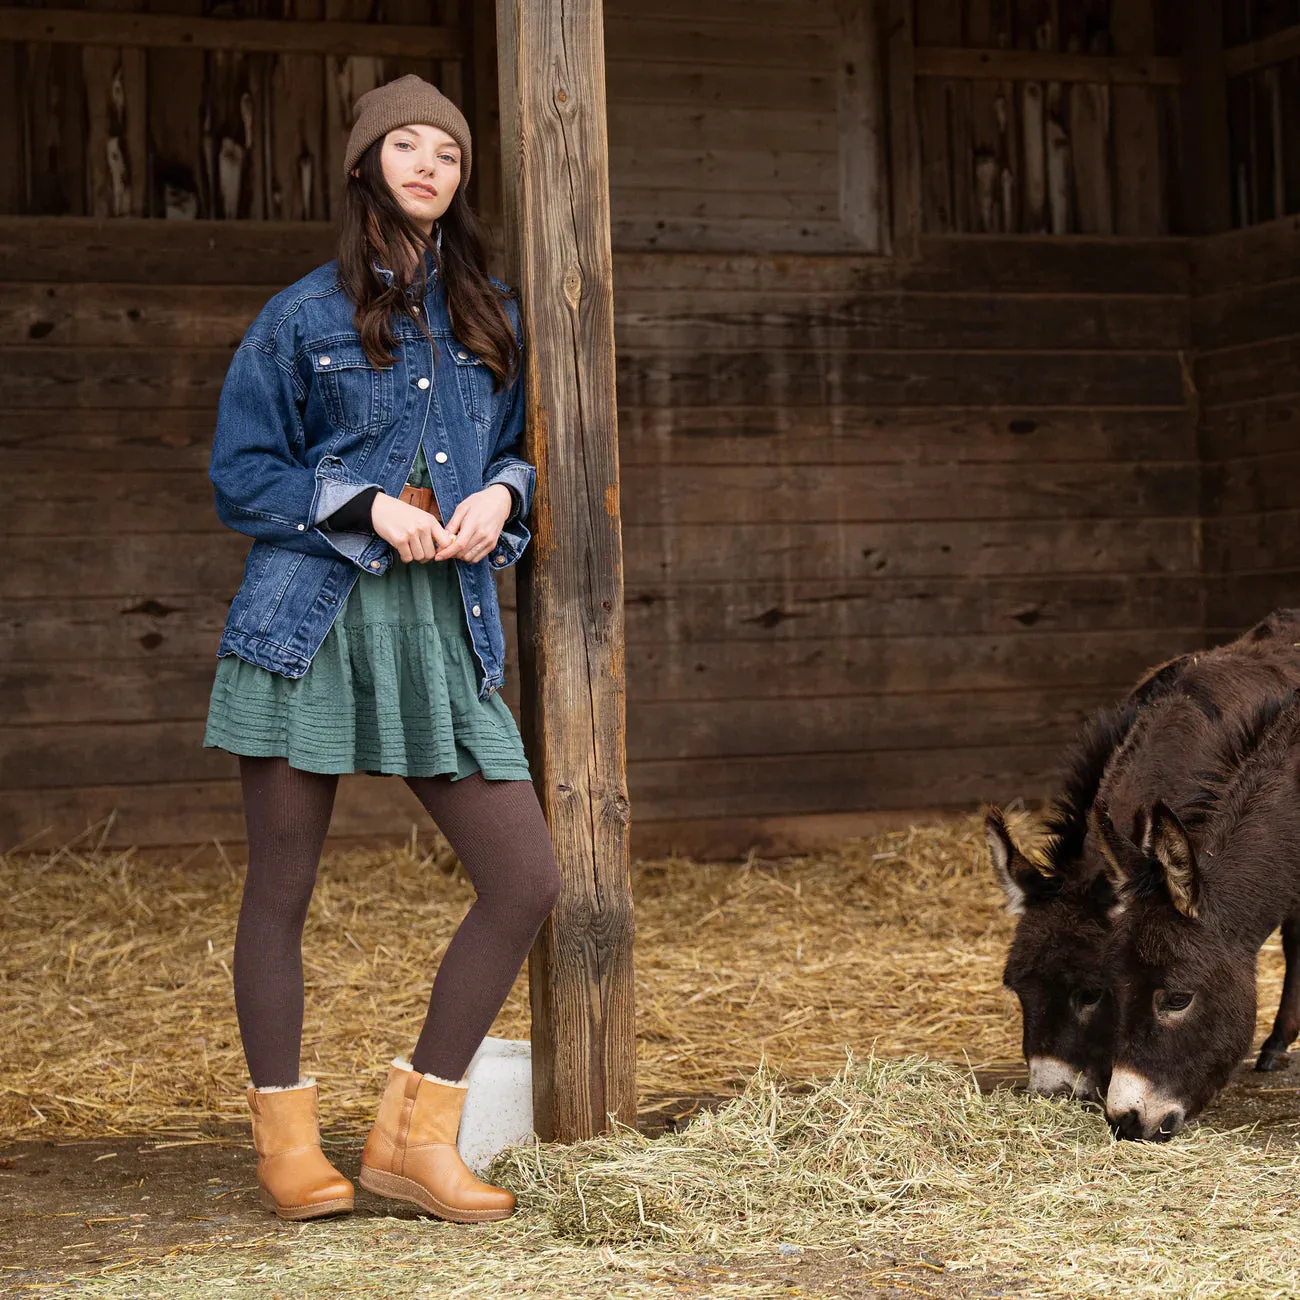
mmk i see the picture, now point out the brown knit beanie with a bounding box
[344,75,472,190]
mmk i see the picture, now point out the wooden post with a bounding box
[883,0,920,256]
[494,0,634,1142]
[1181,0,1231,233]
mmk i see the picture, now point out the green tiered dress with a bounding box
[204,446,531,782]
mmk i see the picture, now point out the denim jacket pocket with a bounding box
[445,339,495,434]
[311,343,393,434]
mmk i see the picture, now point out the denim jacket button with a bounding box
[417,377,430,390]
[297,524,305,531]
[370,560,382,570]
[457,350,469,360]
[434,451,448,464]
[471,604,482,617]
[492,552,505,566]
[318,355,331,366]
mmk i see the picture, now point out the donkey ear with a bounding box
[1090,797,1145,898]
[984,807,1047,915]
[1148,800,1201,919]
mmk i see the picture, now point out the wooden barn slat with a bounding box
[625,629,1207,703]
[614,406,1196,467]
[0,281,1193,352]
[620,574,1205,643]
[0,8,465,57]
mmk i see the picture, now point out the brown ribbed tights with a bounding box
[233,757,561,1088]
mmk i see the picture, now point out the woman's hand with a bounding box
[370,493,455,563]
[435,484,513,564]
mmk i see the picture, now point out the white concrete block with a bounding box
[457,1037,535,1174]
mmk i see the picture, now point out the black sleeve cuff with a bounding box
[322,486,381,533]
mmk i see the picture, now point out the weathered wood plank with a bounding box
[1179,0,1231,235]
[604,63,838,113]
[2,662,218,726]
[622,460,1197,525]
[626,628,1206,703]
[622,517,1198,584]
[0,741,1071,851]
[1203,508,1300,574]
[616,406,1195,466]
[0,684,1119,789]
[612,292,1190,352]
[628,685,1125,762]
[1204,572,1300,640]
[835,0,887,252]
[611,216,855,254]
[1198,397,1300,462]
[625,743,1077,821]
[621,574,1204,644]
[0,774,433,853]
[0,459,1199,536]
[913,47,1185,85]
[1204,453,1300,516]
[612,240,1193,295]
[614,348,1187,408]
[604,0,838,27]
[0,347,231,407]
[608,147,837,196]
[1191,215,1300,293]
[601,17,833,70]
[0,342,1189,410]
[1192,276,1300,350]
[1110,2,1165,235]
[605,104,836,154]
[0,8,465,57]
[1223,22,1300,78]
[1196,336,1300,408]
[497,0,633,1141]
[0,220,1194,292]
[884,0,921,255]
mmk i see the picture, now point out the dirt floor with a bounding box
[5,1060,1299,1297]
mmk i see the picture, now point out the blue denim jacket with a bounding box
[209,258,534,700]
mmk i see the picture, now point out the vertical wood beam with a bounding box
[883,0,921,257]
[494,0,634,1143]
[836,0,888,252]
[1181,0,1231,233]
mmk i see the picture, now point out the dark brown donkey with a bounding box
[1097,692,1300,1140]
[985,610,1300,1104]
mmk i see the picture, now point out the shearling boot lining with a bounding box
[253,1076,317,1094]
[393,1056,467,1089]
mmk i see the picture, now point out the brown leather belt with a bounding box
[399,485,442,521]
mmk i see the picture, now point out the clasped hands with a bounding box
[370,483,512,565]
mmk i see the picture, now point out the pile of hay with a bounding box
[55,1060,1300,1299]
[1,815,1288,1138]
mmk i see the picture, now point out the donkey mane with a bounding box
[1194,689,1300,852]
[1041,704,1139,873]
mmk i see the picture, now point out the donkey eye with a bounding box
[1072,988,1103,1012]
[1155,990,1195,1014]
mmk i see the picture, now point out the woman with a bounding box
[204,75,561,1225]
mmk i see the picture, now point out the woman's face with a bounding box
[379,124,461,232]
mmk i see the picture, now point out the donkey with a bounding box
[985,610,1300,1104]
[1097,693,1300,1140]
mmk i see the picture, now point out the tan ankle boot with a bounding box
[358,1058,515,1222]
[246,1078,354,1220]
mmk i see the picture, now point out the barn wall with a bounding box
[1195,215,1300,639]
[602,0,881,253]
[0,220,1205,853]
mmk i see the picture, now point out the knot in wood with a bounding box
[563,266,583,308]
[555,88,568,104]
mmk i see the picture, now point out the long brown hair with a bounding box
[337,140,519,387]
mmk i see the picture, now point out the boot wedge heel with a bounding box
[258,1184,354,1221]
[358,1165,512,1223]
